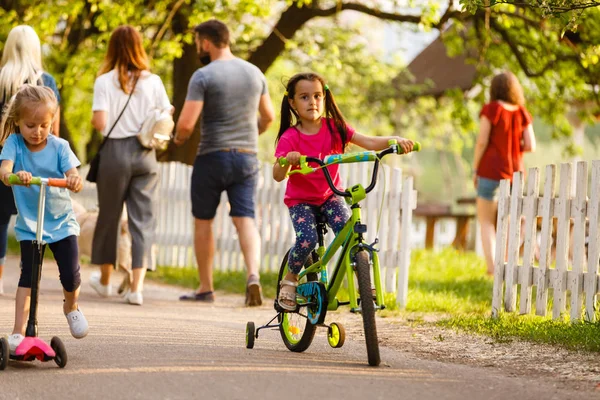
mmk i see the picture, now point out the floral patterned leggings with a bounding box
[287,196,350,274]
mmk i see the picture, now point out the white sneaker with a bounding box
[65,308,89,339]
[126,291,143,306]
[8,333,24,355]
[89,271,111,297]
[0,278,4,295]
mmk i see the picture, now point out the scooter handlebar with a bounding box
[8,174,68,188]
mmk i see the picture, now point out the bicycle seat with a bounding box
[316,213,328,224]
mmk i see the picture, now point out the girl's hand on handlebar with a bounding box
[285,151,302,166]
[66,174,83,193]
[393,137,414,154]
[15,171,32,186]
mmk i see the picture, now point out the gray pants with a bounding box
[91,137,158,269]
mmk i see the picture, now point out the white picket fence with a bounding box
[492,161,600,322]
[74,161,418,305]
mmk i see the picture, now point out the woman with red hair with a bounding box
[473,71,536,275]
[89,25,172,305]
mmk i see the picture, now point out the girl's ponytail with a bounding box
[323,86,349,150]
[0,95,18,145]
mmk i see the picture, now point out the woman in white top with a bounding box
[89,25,172,305]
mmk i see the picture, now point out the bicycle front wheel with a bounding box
[277,250,318,352]
[355,250,381,366]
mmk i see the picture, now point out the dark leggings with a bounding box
[287,196,350,274]
[18,235,81,292]
[0,222,8,265]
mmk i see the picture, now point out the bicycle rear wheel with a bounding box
[277,250,318,352]
[355,250,380,366]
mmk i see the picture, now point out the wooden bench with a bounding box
[414,202,476,250]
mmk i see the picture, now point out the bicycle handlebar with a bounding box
[8,174,68,188]
[277,140,421,198]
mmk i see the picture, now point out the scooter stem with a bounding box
[25,182,47,338]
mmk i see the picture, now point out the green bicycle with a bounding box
[245,139,420,366]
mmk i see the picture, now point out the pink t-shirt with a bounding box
[274,119,355,207]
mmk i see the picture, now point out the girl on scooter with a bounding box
[0,85,88,355]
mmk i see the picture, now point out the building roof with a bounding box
[402,35,478,97]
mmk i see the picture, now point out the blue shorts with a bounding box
[191,150,259,220]
[477,177,500,201]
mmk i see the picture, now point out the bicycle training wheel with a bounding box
[355,250,380,366]
[277,250,318,352]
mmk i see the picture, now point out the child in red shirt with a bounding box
[273,72,413,310]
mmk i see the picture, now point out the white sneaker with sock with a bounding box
[8,333,24,355]
[65,308,89,339]
[89,271,111,297]
[126,291,143,306]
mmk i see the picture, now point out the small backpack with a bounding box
[137,107,174,151]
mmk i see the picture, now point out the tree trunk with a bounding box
[247,2,315,73]
[162,9,202,165]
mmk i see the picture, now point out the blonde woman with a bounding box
[89,25,172,305]
[0,25,61,295]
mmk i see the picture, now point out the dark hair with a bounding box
[490,71,525,106]
[99,25,149,94]
[194,20,230,48]
[276,72,349,148]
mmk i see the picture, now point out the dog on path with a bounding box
[72,199,132,295]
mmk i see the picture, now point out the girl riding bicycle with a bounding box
[273,72,414,310]
[0,85,88,355]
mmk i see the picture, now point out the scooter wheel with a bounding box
[0,337,8,370]
[327,322,346,349]
[246,322,255,349]
[50,337,67,368]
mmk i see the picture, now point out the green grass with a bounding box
[133,247,600,353]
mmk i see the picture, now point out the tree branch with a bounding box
[149,0,187,59]
[489,1,600,13]
[489,18,580,77]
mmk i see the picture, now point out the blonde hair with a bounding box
[0,25,44,104]
[0,85,58,145]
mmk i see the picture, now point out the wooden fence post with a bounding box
[570,162,587,320]
[585,161,600,322]
[519,168,539,315]
[505,172,523,312]
[396,176,414,309]
[536,165,556,317]
[553,163,572,319]
[492,179,511,318]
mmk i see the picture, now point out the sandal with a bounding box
[278,279,298,311]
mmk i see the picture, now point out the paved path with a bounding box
[0,255,586,400]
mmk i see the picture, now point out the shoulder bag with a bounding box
[86,76,139,183]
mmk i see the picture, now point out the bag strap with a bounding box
[97,74,139,151]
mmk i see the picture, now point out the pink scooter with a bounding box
[0,175,69,370]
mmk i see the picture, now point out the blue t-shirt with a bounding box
[0,134,80,243]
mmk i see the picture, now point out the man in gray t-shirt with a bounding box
[175,19,275,307]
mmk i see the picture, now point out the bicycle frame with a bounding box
[297,196,384,313]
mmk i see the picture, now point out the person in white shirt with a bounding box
[89,25,172,306]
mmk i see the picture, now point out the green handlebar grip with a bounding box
[278,157,289,167]
[413,141,421,152]
[8,175,41,185]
